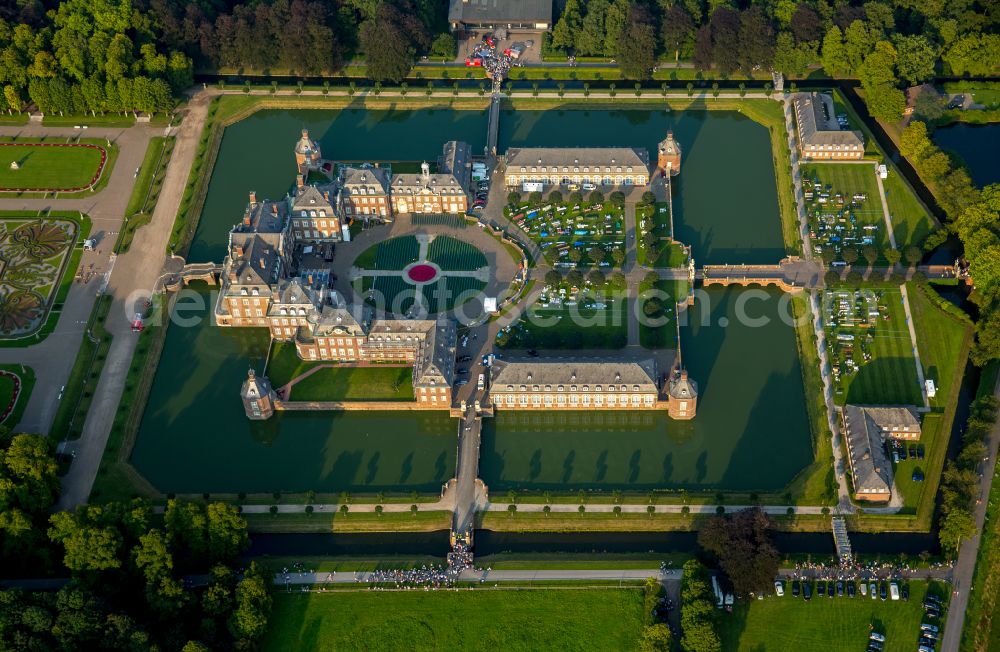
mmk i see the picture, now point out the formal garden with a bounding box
[822,288,922,406]
[505,190,627,269]
[353,235,487,315]
[0,216,82,338]
[0,139,111,194]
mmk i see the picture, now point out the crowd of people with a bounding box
[468,36,519,86]
[784,558,954,583]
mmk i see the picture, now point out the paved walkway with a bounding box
[938,374,1000,652]
[57,93,213,509]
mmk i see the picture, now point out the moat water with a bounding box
[132,106,809,494]
[931,122,1000,188]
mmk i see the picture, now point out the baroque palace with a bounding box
[226,130,697,421]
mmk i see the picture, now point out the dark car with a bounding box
[847,582,856,598]
[828,582,834,598]
[868,641,884,652]
[879,582,888,601]
[902,584,910,601]
[458,355,472,362]
[918,445,925,459]
[909,444,917,458]
[817,582,825,597]
[803,582,812,600]
[926,606,942,618]
[527,349,539,357]
[792,581,800,597]
[836,581,844,597]
[900,446,908,460]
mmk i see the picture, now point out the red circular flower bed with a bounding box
[407,264,438,283]
[0,142,108,193]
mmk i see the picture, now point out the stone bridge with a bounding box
[701,257,824,292]
[158,256,222,292]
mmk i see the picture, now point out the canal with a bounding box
[131,107,805,495]
[931,121,1000,188]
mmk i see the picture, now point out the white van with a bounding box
[889,583,900,601]
[582,183,597,191]
[477,373,485,390]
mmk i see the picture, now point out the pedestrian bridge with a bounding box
[158,260,223,291]
[701,258,823,292]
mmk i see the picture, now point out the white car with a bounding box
[774,580,784,597]
[582,183,597,191]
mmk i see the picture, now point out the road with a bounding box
[938,374,1000,652]
[57,93,214,508]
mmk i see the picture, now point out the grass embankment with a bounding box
[638,279,685,350]
[783,293,838,507]
[48,296,113,440]
[116,136,175,253]
[263,588,646,652]
[721,580,948,652]
[882,168,936,249]
[0,211,92,348]
[0,364,35,427]
[243,510,450,534]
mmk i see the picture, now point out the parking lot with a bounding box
[505,193,627,268]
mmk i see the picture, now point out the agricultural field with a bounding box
[801,163,888,262]
[0,140,107,192]
[0,217,79,337]
[822,288,922,406]
[721,580,948,652]
[263,588,646,652]
[505,197,626,268]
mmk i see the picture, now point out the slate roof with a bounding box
[448,0,553,24]
[505,147,650,173]
[290,184,337,216]
[491,359,658,391]
[841,404,921,497]
[791,92,865,151]
[668,370,697,400]
[339,165,391,194]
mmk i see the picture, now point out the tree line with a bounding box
[548,0,1000,120]
[0,0,192,116]
[0,431,273,650]
[899,121,1000,362]
[938,396,999,555]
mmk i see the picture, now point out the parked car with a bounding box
[909,444,918,458]
[869,632,885,643]
[803,582,812,600]
[869,582,877,599]
[817,582,825,597]
[792,581,800,597]
[879,582,888,601]
[900,446,908,460]
[827,582,834,598]
[774,580,784,597]
[847,582,856,598]
[527,349,539,357]
[458,355,472,362]
[921,624,939,635]
[902,585,909,601]
[917,445,925,459]
[859,582,867,596]
[455,379,468,386]
[836,581,844,597]
[867,641,884,651]
[889,582,900,600]
[582,183,597,191]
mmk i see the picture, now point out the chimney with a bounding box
[249,191,257,204]
[680,369,688,381]
[271,203,278,215]
[234,244,244,257]
[323,191,330,201]
[421,161,430,179]
[296,174,304,188]
[228,271,237,282]
[243,213,251,227]
[259,257,265,268]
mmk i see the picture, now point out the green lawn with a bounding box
[825,288,922,406]
[800,163,889,257]
[427,235,486,270]
[361,275,485,314]
[881,168,937,249]
[117,137,174,253]
[639,280,686,349]
[288,366,414,402]
[497,298,628,350]
[0,140,105,190]
[720,580,948,652]
[263,588,646,651]
[354,236,420,270]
